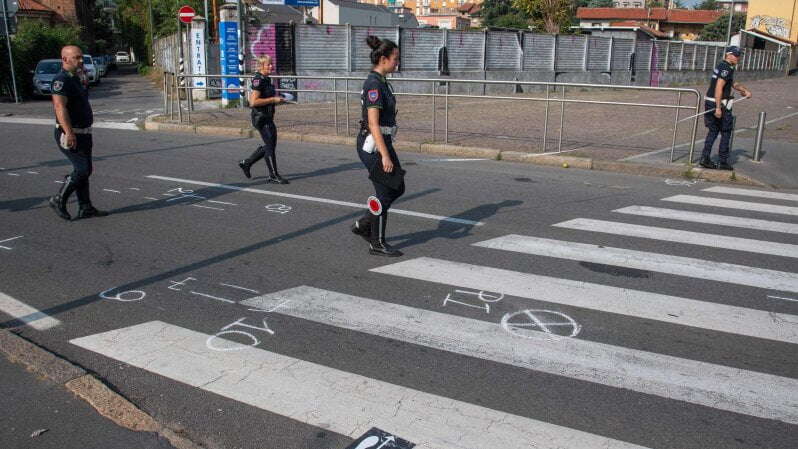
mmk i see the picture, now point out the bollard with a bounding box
[727,115,737,155]
[753,111,766,162]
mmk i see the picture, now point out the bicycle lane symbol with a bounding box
[500,309,581,339]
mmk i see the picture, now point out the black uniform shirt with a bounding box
[706,60,735,100]
[251,72,276,122]
[361,71,396,127]
[52,68,93,128]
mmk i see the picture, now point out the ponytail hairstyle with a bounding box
[367,36,399,66]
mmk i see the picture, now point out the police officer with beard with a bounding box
[350,36,404,257]
[699,46,752,171]
[238,55,289,184]
[49,45,108,221]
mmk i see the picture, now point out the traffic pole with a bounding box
[2,0,19,103]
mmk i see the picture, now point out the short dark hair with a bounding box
[366,36,399,65]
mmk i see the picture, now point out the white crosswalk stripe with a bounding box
[238,286,798,425]
[370,257,798,344]
[70,321,649,449]
[703,186,798,202]
[613,205,798,235]
[553,218,798,258]
[663,194,798,216]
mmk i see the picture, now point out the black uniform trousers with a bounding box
[701,100,734,163]
[55,127,93,206]
[357,134,405,212]
[245,121,277,166]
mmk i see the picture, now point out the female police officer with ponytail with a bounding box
[350,36,404,257]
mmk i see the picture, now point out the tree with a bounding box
[696,0,718,9]
[492,13,531,29]
[478,0,529,28]
[697,12,746,41]
[513,0,571,33]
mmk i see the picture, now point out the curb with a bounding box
[144,117,769,187]
[0,330,203,449]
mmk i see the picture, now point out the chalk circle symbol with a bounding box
[501,309,581,339]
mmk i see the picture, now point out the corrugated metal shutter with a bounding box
[587,36,610,71]
[248,24,277,72]
[400,28,441,71]
[611,38,633,70]
[486,31,520,70]
[296,24,347,71]
[694,44,707,70]
[523,33,554,70]
[447,31,484,71]
[682,44,696,70]
[668,42,683,70]
[352,26,397,72]
[652,41,667,71]
[555,35,586,71]
[635,41,652,71]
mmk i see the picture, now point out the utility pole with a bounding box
[725,0,735,45]
[1,0,18,103]
[147,0,155,65]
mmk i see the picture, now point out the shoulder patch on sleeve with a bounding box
[52,80,64,93]
[720,69,729,78]
[252,78,260,87]
[367,89,379,103]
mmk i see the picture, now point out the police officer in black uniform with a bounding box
[699,46,752,171]
[49,45,108,221]
[238,55,289,184]
[350,36,404,257]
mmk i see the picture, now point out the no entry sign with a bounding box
[178,5,196,23]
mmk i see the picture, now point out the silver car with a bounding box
[93,57,107,77]
[32,59,62,97]
[82,55,100,85]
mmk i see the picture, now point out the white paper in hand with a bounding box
[362,134,376,153]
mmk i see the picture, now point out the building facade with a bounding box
[576,7,723,41]
[746,0,798,42]
[716,0,748,13]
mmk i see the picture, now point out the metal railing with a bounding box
[163,72,702,163]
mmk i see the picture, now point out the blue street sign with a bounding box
[218,20,240,100]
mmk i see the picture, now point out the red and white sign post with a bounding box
[178,5,195,23]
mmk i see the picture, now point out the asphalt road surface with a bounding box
[1,121,797,449]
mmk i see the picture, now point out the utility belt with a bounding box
[56,124,92,134]
[705,97,734,110]
[358,120,398,136]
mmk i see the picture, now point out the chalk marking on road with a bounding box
[26,171,39,175]
[70,320,650,449]
[702,186,798,202]
[143,196,159,201]
[220,283,259,294]
[207,200,237,206]
[0,117,138,130]
[0,291,61,330]
[242,286,798,425]
[128,187,141,191]
[55,180,64,184]
[614,206,798,235]
[190,291,235,304]
[146,175,485,226]
[663,195,798,217]
[103,189,122,193]
[0,236,23,250]
[192,204,224,211]
[473,235,798,294]
[554,218,798,258]
[126,118,138,123]
[372,257,798,344]
[768,295,798,303]
[7,173,19,176]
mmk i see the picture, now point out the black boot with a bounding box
[369,213,402,257]
[716,161,733,171]
[238,160,252,179]
[351,214,372,243]
[265,154,289,185]
[76,204,109,219]
[699,157,717,169]
[49,176,76,221]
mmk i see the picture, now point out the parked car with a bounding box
[82,55,100,85]
[93,57,107,77]
[31,59,62,97]
[115,51,130,64]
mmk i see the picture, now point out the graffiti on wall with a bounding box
[751,15,789,39]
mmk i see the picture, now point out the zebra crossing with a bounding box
[69,185,798,448]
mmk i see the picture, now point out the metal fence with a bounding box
[155,24,787,78]
[164,72,703,163]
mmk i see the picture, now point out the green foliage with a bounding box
[138,63,152,75]
[0,20,84,98]
[492,13,531,29]
[696,0,718,9]
[513,0,572,33]
[697,12,746,42]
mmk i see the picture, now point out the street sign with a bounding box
[178,5,196,24]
